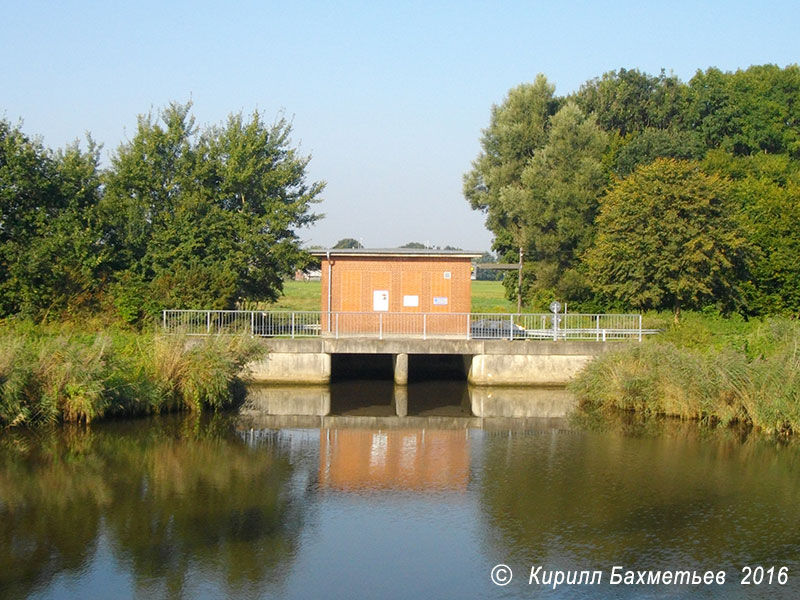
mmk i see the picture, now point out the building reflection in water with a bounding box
[318,428,470,492]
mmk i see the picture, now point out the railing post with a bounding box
[379,313,383,340]
[250,311,254,336]
[291,312,296,339]
[509,315,514,340]
[162,310,167,332]
[423,314,427,341]
[336,313,339,339]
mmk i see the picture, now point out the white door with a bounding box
[373,290,389,311]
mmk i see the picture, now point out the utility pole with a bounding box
[517,246,524,313]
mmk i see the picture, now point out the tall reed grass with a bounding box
[0,325,264,427]
[571,316,800,435]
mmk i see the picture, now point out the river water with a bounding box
[2,382,800,599]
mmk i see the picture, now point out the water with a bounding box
[2,383,800,599]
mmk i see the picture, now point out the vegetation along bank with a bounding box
[571,314,800,435]
[0,324,263,427]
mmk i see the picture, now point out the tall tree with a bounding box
[586,159,751,321]
[0,121,105,317]
[463,74,559,261]
[517,102,608,303]
[574,68,686,135]
[102,103,323,319]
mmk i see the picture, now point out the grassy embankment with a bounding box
[0,322,264,427]
[249,280,517,313]
[571,313,800,435]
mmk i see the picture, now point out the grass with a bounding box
[0,323,265,427]
[470,281,517,313]
[571,313,800,436]
[248,279,516,313]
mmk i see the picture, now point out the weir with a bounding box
[244,338,615,386]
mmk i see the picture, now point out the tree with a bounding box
[464,74,559,263]
[332,238,363,249]
[574,68,686,135]
[586,159,751,321]
[102,103,323,319]
[0,120,105,317]
[612,127,705,177]
[400,242,426,249]
[516,102,608,305]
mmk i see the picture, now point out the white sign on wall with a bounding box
[373,290,389,311]
[433,297,448,306]
[403,295,419,307]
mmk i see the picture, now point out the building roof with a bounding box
[310,248,484,259]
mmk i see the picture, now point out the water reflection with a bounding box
[318,428,470,492]
[2,390,800,599]
[241,382,576,420]
[0,416,312,600]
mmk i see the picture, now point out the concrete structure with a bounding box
[311,248,482,335]
[243,338,612,387]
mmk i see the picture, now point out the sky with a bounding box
[3,0,798,252]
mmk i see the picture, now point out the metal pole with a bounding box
[517,246,523,313]
[423,314,427,341]
[509,315,514,340]
[639,314,643,342]
[207,311,210,334]
[291,312,296,339]
[379,313,383,340]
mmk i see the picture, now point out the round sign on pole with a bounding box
[549,301,561,314]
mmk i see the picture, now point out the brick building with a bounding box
[310,248,482,336]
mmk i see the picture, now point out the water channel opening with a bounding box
[407,354,470,383]
[330,353,394,415]
[331,353,394,381]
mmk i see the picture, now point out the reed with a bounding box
[572,316,800,435]
[0,324,265,427]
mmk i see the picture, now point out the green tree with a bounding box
[516,102,608,305]
[332,238,363,249]
[613,127,706,177]
[102,103,323,320]
[463,75,560,264]
[685,64,800,156]
[574,68,687,135]
[586,159,751,321]
[0,121,105,317]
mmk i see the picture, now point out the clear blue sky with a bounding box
[3,0,798,252]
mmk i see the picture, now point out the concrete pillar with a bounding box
[393,353,409,385]
[393,385,408,417]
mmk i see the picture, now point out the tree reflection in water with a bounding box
[0,414,312,599]
[478,415,800,573]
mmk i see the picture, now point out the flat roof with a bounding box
[310,248,484,259]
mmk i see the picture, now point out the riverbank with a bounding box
[571,314,800,435]
[0,323,264,426]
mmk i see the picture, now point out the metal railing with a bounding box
[162,310,658,341]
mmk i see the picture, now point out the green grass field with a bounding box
[252,280,515,313]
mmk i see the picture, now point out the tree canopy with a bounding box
[585,159,751,320]
[0,103,323,323]
[466,64,800,316]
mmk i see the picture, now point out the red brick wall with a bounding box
[319,256,473,334]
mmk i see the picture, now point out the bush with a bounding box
[0,324,265,427]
